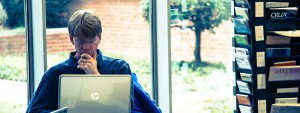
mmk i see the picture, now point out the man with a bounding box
[27,10,160,113]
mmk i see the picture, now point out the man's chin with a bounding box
[81,52,89,55]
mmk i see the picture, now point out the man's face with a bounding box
[72,36,100,57]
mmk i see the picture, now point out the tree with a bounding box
[141,0,230,64]
[0,0,76,28]
[0,0,24,28]
[45,0,76,28]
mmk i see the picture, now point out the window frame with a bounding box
[25,0,172,112]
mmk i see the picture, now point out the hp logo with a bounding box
[91,92,100,100]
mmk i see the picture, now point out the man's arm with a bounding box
[26,70,59,113]
[116,60,134,110]
[118,60,132,75]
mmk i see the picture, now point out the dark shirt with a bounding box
[26,49,133,113]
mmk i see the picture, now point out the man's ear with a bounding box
[70,36,74,45]
[98,34,101,43]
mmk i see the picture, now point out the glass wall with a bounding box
[45,0,152,93]
[170,0,233,112]
[0,0,27,112]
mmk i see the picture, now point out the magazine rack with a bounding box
[232,0,300,113]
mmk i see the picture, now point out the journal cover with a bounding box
[237,94,251,105]
[266,2,289,8]
[268,7,298,19]
[269,66,300,81]
[240,73,252,82]
[233,18,251,34]
[275,97,298,104]
[239,105,253,113]
[266,35,291,45]
[237,81,251,94]
[266,48,291,57]
[268,30,300,37]
[234,0,250,9]
[271,104,300,113]
[235,54,252,70]
[235,34,249,45]
[235,7,250,20]
[274,60,296,66]
[235,47,249,55]
[277,87,298,93]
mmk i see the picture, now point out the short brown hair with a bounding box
[68,10,102,39]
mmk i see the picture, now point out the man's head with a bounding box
[68,10,102,58]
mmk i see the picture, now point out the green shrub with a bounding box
[0,0,24,28]
[0,55,26,82]
[0,100,26,113]
[45,0,76,28]
[172,60,226,77]
[0,2,7,27]
[202,97,232,113]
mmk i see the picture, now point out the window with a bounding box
[0,0,27,112]
[45,0,152,93]
[170,0,233,112]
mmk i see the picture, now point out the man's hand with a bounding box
[77,51,100,74]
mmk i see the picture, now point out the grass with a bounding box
[0,101,26,113]
[0,55,27,82]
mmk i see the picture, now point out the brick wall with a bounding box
[74,0,151,58]
[171,20,233,64]
[0,0,233,64]
[46,28,74,52]
[0,32,26,55]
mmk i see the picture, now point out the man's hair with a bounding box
[68,10,102,39]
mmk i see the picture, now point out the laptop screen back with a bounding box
[58,75,131,113]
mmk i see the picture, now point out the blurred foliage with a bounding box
[45,0,76,28]
[0,55,26,82]
[141,0,150,22]
[171,60,226,92]
[202,97,232,113]
[0,2,7,27]
[0,100,26,113]
[173,0,231,32]
[172,60,226,77]
[0,0,24,29]
[141,0,230,31]
[0,0,76,28]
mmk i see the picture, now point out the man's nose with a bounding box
[82,43,92,49]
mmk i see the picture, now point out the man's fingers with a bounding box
[81,53,93,59]
[78,58,89,64]
[93,51,97,59]
[78,52,98,74]
[77,66,88,70]
[77,64,89,70]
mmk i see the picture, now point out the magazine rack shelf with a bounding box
[232,0,300,113]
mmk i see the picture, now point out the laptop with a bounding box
[58,74,132,113]
[50,107,68,113]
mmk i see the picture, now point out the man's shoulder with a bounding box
[98,55,131,74]
[102,55,128,65]
[102,55,131,71]
[46,60,72,74]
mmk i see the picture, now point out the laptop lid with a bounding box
[50,107,68,113]
[58,74,132,113]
